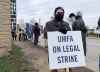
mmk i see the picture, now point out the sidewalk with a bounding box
[38,36,99,72]
[14,39,96,72]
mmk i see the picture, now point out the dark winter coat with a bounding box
[33,26,40,36]
[44,19,71,39]
[72,17,87,56]
[98,17,100,27]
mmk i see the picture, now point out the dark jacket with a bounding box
[33,26,40,36]
[72,17,87,56]
[97,17,100,30]
[97,26,100,30]
[44,19,71,39]
[98,17,100,27]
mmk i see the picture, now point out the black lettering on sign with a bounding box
[62,45,80,52]
[58,36,74,42]
[53,46,61,53]
[74,55,78,62]
[57,55,78,64]
[57,56,61,63]
[63,45,68,52]
[69,55,78,62]
[69,45,73,52]
[74,45,80,51]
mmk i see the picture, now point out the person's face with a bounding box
[55,9,64,21]
[71,16,76,22]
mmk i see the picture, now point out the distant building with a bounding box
[10,0,16,32]
[88,28,95,33]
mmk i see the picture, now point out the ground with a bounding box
[14,41,49,72]
[14,37,100,72]
[86,37,100,72]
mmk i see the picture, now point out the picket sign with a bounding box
[47,31,86,70]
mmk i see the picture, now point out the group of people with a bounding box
[44,7,87,72]
[11,28,27,41]
[18,29,27,41]
[44,7,87,55]
[12,6,88,54]
[11,6,100,72]
[11,23,41,46]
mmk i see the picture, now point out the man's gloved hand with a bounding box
[59,28,67,34]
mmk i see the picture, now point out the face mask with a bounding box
[55,9,64,21]
[55,13,63,21]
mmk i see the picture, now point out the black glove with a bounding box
[59,27,67,34]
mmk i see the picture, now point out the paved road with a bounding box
[14,37,100,72]
[86,37,100,72]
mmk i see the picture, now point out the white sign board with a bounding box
[48,31,86,70]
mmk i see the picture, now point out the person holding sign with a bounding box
[72,11,87,56]
[44,7,71,72]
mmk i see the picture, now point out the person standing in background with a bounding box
[11,28,17,40]
[72,11,87,56]
[43,27,48,48]
[18,29,22,41]
[97,17,100,38]
[33,23,40,46]
[67,13,76,30]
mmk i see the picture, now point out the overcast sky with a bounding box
[17,0,100,28]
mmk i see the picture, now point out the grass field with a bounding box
[0,44,33,72]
